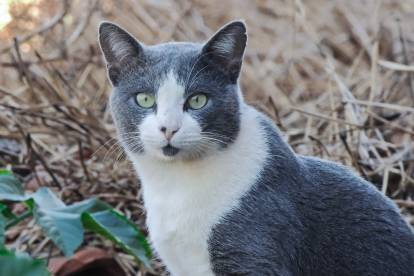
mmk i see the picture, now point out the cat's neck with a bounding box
[130,103,269,196]
[129,104,269,275]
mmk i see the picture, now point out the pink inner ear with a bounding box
[209,34,236,56]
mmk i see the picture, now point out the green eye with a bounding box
[136,93,155,108]
[188,94,208,110]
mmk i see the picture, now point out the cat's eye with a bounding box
[136,93,155,108]
[187,94,208,110]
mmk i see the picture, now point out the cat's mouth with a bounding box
[162,144,180,157]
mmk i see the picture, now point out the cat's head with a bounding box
[99,21,247,161]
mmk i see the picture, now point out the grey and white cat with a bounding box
[99,21,414,276]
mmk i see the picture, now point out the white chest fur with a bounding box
[131,106,268,276]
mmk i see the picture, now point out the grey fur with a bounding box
[209,117,414,275]
[99,21,414,275]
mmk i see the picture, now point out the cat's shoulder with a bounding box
[296,154,406,216]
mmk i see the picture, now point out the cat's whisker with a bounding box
[124,140,143,148]
[201,131,234,138]
[119,132,141,137]
[118,137,142,143]
[113,149,128,169]
[187,64,209,91]
[177,137,222,145]
[129,143,144,154]
[184,51,215,88]
[184,51,228,89]
[103,141,123,162]
[91,137,119,159]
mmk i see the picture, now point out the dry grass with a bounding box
[0,0,414,274]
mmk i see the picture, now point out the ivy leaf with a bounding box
[0,249,49,276]
[0,174,153,268]
[0,169,12,176]
[32,196,109,257]
[34,207,83,257]
[30,187,81,256]
[32,187,65,209]
[82,209,152,268]
[0,202,16,220]
[0,174,27,201]
[56,197,110,214]
[0,213,5,249]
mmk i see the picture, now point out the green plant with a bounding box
[0,248,49,276]
[0,169,152,274]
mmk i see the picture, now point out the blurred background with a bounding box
[0,0,414,275]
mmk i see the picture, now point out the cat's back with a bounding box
[210,116,414,276]
[296,155,414,275]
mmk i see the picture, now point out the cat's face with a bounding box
[99,21,247,161]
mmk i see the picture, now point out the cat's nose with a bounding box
[160,126,180,141]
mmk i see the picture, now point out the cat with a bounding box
[98,20,414,276]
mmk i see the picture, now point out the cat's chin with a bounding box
[145,147,212,162]
[162,145,180,157]
[156,151,181,162]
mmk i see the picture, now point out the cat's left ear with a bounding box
[202,21,247,83]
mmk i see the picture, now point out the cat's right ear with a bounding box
[98,22,144,86]
[202,21,247,83]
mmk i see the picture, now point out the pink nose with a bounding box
[159,126,179,140]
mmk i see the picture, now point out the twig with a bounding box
[27,134,63,189]
[0,0,70,55]
[13,38,37,103]
[46,242,54,266]
[395,200,414,209]
[65,0,99,45]
[0,86,23,103]
[343,99,414,113]
[308,135,331,157]
[378,60,414,72]
[78,140,92,183]
[367,110,414,136]
[339,131,367,178]
[0,56,65,67]
[397,21,414,104]
[291,106,363,128]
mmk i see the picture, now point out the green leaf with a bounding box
[0,179,152,269]
[0,249,49,276]
[24,198,35,211]
[32,187,65,209]
[0,213,5,249]
[32,196,110,257]
[32,190,88,256]
[0,203,16,220]
[25,188,74,254]
[33,207,83,257]
[0,169,12,176]
[0,174,27,201]
[56,197,110,214]
[82,209,152,267]
[5,210,32,230]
